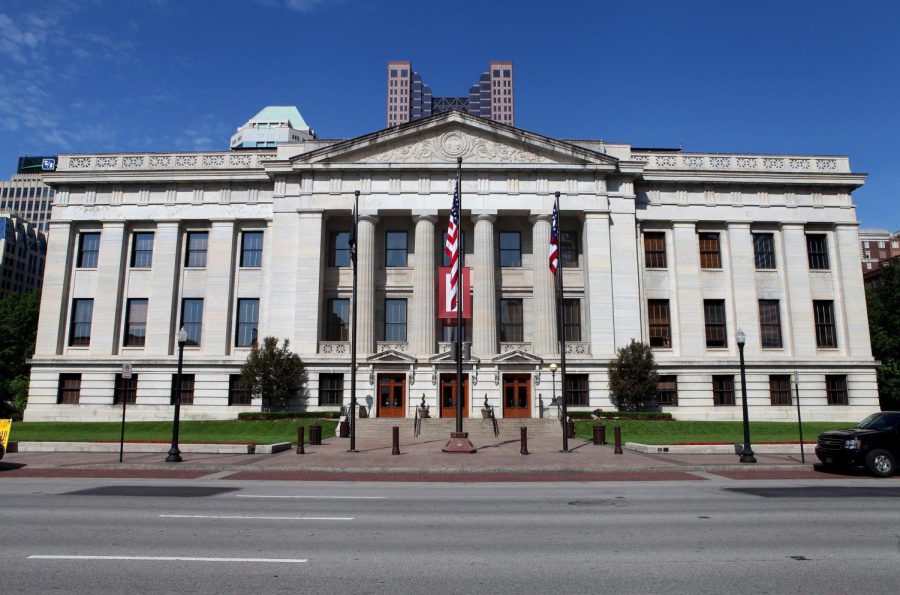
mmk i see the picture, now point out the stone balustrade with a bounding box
[632,152,849,174]
[57,151,278,172]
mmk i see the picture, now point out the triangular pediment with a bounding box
[366,348,417,364]
[492,349,544,365]
[428,350,480,364]
[289,111,618,168]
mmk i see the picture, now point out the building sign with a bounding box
[438,266,472,319]
[16,155,57,174]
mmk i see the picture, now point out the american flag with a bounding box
[549,197,560,275]
[444,184,461,312]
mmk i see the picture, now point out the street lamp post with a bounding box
[549,362,558,416]
[736,328,756,464]
[166,327,189,463]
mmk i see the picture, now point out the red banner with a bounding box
[438,266,472,319]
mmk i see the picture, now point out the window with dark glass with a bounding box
[240,231,263,267]
[185,231,208,267]
[806,234,829,270]
[698,232,721,269]
[563,299,581,341]
[655,376,678,406]
[560,231,578,268]
[384,298,407,341]
[753,233,775,269]
[758,300,783,348]
[499,298,524,342]
[769,375,792,405]
[57,373,81,404]
[181,298,203,346]
[385,231,408,267]
[712,375,735,406]
[319,373,344,406]
[124,298,148,347]
[131,232,154,268]
[171,374,195,405]
[329,231,351,267]
[644,232,667,268]
[704,300,727,348]
[325,298,350,341]
[565,374,589,406]
[826,375,849,405]
[814,300,837,348]
[77,232,100,268]
[648,299,671,348]
[69,299,94,346]
[229,374,251,406]
[499,232,521,267]
[236,299,259,347]
[114,373,138,404]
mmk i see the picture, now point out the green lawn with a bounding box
[8,419,337,445]
[575,419,853,444]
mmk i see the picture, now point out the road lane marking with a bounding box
[28,555,307,564]
[236,495,385,500]
[159,514,353,521]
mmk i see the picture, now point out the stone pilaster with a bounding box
[726,223,757,354]
[91,221,126,356]
[34,221,74,355]
[204,220,236,355]
[582,212,614,357]
[672,222,704,357]
[294,211,325,353]
[834,224,871,358]
[411,214,437,355]
[781,224,816,358]
[530,214,557,355]
[472,213,497,357]
[145,222,181,356]
[356,214,378,355]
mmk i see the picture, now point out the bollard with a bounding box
[392,426,400,455]
[339,420,350,438]
[310,424,322,446]
[598,424,607,445]
[566,419,575,439]
[520,426,529,455]
[296,426,305,454]
[592,424,602,445]
[614,425,623,455]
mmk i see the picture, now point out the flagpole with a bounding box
[348,190,359,453]
[455,157,464,435]
[554,191,569,453]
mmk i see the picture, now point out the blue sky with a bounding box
[1,0,897,228]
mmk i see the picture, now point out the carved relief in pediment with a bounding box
[356,131,558,164]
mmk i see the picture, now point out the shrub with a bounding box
[568,409,673,421]
[237,411,341,421]
[608,340,659,412]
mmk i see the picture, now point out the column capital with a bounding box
[529,214,552,225]
[779,222,806,231]
[413,212,438,224]
[471,213,496,224]
[358,213,379,224]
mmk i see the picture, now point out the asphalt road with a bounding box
[2,477,900,594]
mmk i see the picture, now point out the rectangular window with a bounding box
[319,373,344,406]
[644,232,667,268]
[655,376,678,406]
[69,299,94,346]
[814,300,837,348]
[698,232,721,269]
[385,231,408,267]
[806,234,829,270]
[329,231,351,267]
[229,374,251,406]
[171,373,195,405]
[124,298,148,347]
[240,231,263,267]
[131,232,154,268]
[560,231,578,268]
[826,375,849,405]
[57,373,81,404]
[499,298,524,342]
[185,231,208,268]
[704,300,727,348]
[648,299,671,348]
[769,375,792,405]
[563,298,581,342]
[325,298,350,341]
[235,299,259,347]
[114,373,138,404]
[712,375,735,406]
[753,233,775,269]
[565,374,589,406]
[384,298,407,342]
[181,298,204,346]
[758,300,783,348]
[77,232,100,268]
[499,231,522,267]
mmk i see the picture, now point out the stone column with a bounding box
[204,220,236,355]
[91,221,127,356]
[530,214,557,355]
[672,222,704,358]
[472,214,497,357]
[411,214,437,355]
[145,221,181,356]
[834,224,871,358]
[727,223,758,355]
[582,212,614,358]
[781,224,816,358]
[356,214,378,355]
[34,221,74,355]
[294,211,325,353]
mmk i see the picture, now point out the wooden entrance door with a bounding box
[503,374,531,418]
[440,374,469,419]
[378,374,406,418]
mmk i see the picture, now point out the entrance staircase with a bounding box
[353,417,564,440]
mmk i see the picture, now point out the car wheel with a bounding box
[865,449,895,478]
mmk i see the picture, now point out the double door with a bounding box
[503,374,531,418]
[440,374,469,419]
[378,374,406,418]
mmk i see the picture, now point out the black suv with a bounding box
[815,412,900,477]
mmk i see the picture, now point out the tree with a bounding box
[866,260,900,410]
[0,290,40,416]
[608,339,659,412]
[241,337,306,411]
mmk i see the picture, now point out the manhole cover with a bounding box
[567,499,625,507]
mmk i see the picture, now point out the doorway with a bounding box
[377,373,406,418]
[440,373,469,419]
[503,374,531,418]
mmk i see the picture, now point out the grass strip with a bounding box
[574,419,851,445]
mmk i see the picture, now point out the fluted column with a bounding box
[356,214,378,355]
[530,214,557,355]
[411,214,437,355]
[472,214,497,357]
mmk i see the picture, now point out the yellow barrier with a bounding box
[0,419,11,455]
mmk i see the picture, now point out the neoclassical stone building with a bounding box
[25,111,878,422]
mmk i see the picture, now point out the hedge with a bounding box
[567,409,673,421]
[237,411,342,421]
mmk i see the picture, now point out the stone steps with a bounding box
[352,417,565,440]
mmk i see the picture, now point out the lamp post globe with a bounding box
[166,327,189,463]
[736,328,756,464]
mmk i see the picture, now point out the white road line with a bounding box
[236,494,386,500]
[159,514,353,521]
[28,555,307,564]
